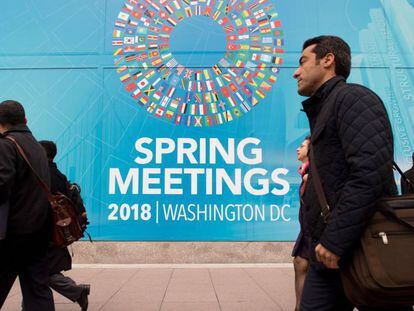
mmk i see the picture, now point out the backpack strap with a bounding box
[4,136,53,201]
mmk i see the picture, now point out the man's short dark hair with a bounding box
[303,35,351,79]
[0,100,26,126]
[39,140,57,160]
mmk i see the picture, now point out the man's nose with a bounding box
[293,67,300,79]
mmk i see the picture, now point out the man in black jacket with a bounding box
[401,153,414,194]
[38,141,90,311]
[293,36,409,310]
[0,100,54,310]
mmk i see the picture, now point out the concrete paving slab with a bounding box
[2,265,296,311]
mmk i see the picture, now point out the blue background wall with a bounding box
[1,0,413,241]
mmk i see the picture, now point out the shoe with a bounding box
[77,284,90,311]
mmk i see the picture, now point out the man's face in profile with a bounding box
[293,44,326,97]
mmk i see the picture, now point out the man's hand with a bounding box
[315,244,340,269]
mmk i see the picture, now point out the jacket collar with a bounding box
[301,76,345,125]
[3,124,31,135]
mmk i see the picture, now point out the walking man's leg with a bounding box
[300,264,353,311]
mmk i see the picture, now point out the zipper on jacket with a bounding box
[374,230,412,245]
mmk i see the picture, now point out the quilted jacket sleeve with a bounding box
[0,139,16,204]
[318,87,394,257]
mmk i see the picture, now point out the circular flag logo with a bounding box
[113,0,284,127]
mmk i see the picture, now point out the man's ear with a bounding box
[322,53,335,69]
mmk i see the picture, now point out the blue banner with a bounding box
[0,0,413,240]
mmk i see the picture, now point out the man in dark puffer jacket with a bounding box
[293,36,410,311]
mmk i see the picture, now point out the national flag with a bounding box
[155,107,165,117]
[147,102,156,112]
[165,4,174,14]
[117,65,127,73]
[223,24,234,32]
[270,20,281,28]
[167,17,177,26]
[151,58,162,66]
[145,69,156,79]
[128,19,138,27]
[167,86,175,97]
[215,77,223,87]
[180,103,187,114]
[212,65,222,75]
[113,29,122,37]
[144,85,155,95]
[214,113,223,125]
[210,103,218,113]
[227,96,236,107]
[114,56,124,65]
[199,105,207,115]
[190,104,197,115]
[146,0,161,11]
[172,0,181,9]
[123,37,134,44]
[137,78,149,89]
[260,54,272,62]
[125,82,136,92]
[205,115,213,126]
[253,9,265,19]
[238,26,248,34]
[185,6,192,17]
[115,21,126,28]
[131,70,142,79]
[170,99,179,109]
[268,75,277,83]
[118,12,129,21]
[260,81,272,91]
[245,17,256,26]
[276,38,284,46]
[165,110,174,119]
[112,40,123,46]
[235,60,244,67]
[203,69,210,80]
[175,114,182,125]
[272,56,283,64]
[120,73,131,82]
[233,108,242,117]
[229,83,238,92]
[153,91,162,101]
[222,74,231,82]
[262,45,272,53]
[131,11,141,19]
[194,116,202,127]
[240,101,251,112]
[160,96,170,107]
[250,44,261,51]
[132,89,142,99]
[258,18,269,27]
[139,96,149,105]
[260,26,271,34]
[255,89,265,99]
[223,110,233,122]
[206,80,214,91]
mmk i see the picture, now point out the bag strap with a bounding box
[393,161,414,192]
[4,136,53,200]
[308,81,348,222]
[310,147,330,222]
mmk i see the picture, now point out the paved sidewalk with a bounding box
[2,264,295,311]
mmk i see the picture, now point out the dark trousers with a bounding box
[49,272,83,302]
[300,263,353,311]
[0,234,54,311]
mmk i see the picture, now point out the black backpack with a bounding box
[68,183,90,235]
